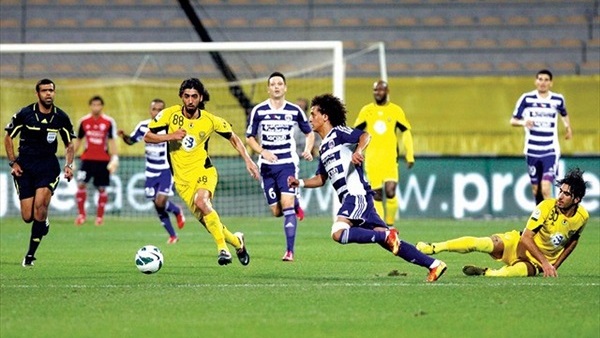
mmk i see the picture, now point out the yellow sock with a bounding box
[203,210,227,252]
[374,200,385,221]
[435,236,494,253]
[385,196,398,225]
[222,225,241,249]
[484,262,529,277]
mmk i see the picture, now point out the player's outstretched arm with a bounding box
[144,129,186,144]
[287,174,325,189]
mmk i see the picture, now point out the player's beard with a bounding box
[39,97,53,109]
[184,104,198,117]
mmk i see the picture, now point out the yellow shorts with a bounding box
[495,230,543,270]
[365,158,398,190]
[175,166,218,219]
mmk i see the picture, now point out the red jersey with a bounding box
[77,113,117,161]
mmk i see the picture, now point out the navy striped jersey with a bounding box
[128,119,170,177]
[512,90,568,157]
[316,126,372,202]
[246,99,312,167]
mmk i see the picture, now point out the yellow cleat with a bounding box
[416,241,435,255]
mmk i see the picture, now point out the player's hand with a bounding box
[246,160,259,180]
[117,129,125,137]
[351,151,364,165]
[565,127,572,140]
[406,161,414,169]
[541,262,558,277]
[261,149,278,163]
[171,129,187,141]
[524,120,534,129]
[287,175,299,188]
[107,155,119,174]
[302,150,313,162]
[10,163,23,177]
[64,167,74,182]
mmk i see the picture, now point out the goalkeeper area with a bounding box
[1,216,598,337]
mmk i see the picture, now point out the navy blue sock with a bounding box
[283,207,297,252]
[340,227,386,244]
[397,240,435,267]
[165,201,180,215]
[157,210,176,237]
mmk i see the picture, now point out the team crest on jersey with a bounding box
[285,115,292,121]
[328,140,335,150]
[46,131,57,143]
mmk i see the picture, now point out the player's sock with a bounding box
[203,210,227,251]
[157,208,176,237]
[436,236,494,253]
[374,199,384,220]
[76,188,87,216]
[283,207,297,252]
[484,262,529,277]
[396,240,436,267]
[27,219,47,256]
[165,201,179,215]
[385,196,398,226]
[340,227,386,244]
[97,191,108,218]
[222,225,241,249]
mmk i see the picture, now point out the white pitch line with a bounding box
[2,282,599,289]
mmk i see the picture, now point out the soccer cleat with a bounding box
[385,228,401,255]
[94,217,104,226]
[234,232,250,266]
[427,260,447,282]
[22,255,36,267]
[462,265,487,276]
[282,250,294,262]
[167,236,179,244]
[217,250,232,266]
[416,242,436,255]
[74,214,86,226]
[176,206,186,229]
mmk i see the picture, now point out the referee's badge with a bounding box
[47,131,57,143]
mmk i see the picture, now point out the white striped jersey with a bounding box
[512,90,567,158]
[246,99,312,167]
[129,119,170,177]
[317,126,372,202]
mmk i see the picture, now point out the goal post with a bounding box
[0,41,345,219]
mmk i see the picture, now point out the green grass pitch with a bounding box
[1,216,598,338]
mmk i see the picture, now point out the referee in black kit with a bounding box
[4,78,76,267]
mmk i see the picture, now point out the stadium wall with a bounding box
[0,156,598,220]
[1,75,598,156]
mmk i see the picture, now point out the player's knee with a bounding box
[373,189,383,201]
[330,222,350,243]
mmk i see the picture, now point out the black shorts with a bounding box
[77,160,110,187]
[13,155,61,200]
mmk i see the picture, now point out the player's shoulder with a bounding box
[154,105,181,120]
[575,204,590,222]
[548,91,566,100]
[251,99,271,113]
[78,113,93,124]
[15,103,36,115]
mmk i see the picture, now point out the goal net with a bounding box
[0,41,343,219]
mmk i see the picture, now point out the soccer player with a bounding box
[4,78,76,267]
[287,94,446,282]
[416,168,589,277]
[246,72,315,262]
[73,96,119,226]
[354,80,414,227]
[510,69,572,204]
[117,98,185,244]
[144,78,258,266]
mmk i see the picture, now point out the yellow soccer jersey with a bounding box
[524,199,589,265]
[148,105,233,185]
[354,102,413,163]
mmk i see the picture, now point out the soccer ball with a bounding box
[135,245,164,274]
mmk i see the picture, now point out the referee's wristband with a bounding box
[298,179,305,188]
